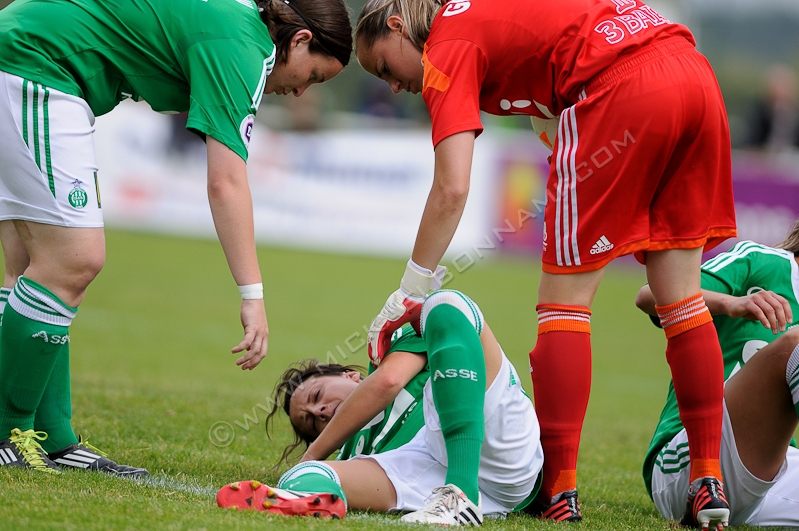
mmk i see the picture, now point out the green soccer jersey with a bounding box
[337,325,430,460]
[0,0,275,161]
[643,241,799,497]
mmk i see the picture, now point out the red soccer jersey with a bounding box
[422,0,695,147]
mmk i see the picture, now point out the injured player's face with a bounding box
[289,371,362,440]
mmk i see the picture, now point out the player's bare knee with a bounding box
[780,327,799,353]
[421,290,485,336]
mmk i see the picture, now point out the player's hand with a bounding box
[368,289,425,366]
[726,290,792,334]
[299,449,322,463]
[232,299,269,370]
[367,261,447,366]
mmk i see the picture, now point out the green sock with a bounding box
[0,287,10,321]
[424,303,486,505]
[0,278,77,439]
[787,343,799,420]
[0,287,9,437]
[278,462,347,507]
[35,342,79,453]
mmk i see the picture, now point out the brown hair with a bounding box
[354,0,442,53]
[258,0,353,67]
[776,218,799,255]
[265,359,364,467]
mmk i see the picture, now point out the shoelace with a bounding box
[9,428,51,469]
[78,437,108,458]
[424,488,460,517]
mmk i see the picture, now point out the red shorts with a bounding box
[542,36,737,274]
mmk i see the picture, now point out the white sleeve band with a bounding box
[238,283,264,300]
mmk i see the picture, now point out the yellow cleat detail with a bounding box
[229,483,240,491]
[251,480,261,490]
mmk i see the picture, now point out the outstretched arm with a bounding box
[302,350,427,462]
[206,137,269,369]
[411,131,475,271]
[366,132,475,363]
[635,285,792,334]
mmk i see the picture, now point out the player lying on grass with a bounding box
[636,221,799,528]
[217,290,544,525]
[0,0,351,476]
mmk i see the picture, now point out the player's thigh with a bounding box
[724,329,799,481]
[745,446,799,527]
[327,458,397,512]
[537,269,604,307]
[0,71,103,229]
[644,248,703,305]
[0,220,29,285]
[651,402,782,525]
[14,220,105,306]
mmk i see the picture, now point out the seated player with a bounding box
[636,221,799,528]
[217,290,544,525]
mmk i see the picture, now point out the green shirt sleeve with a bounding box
[385,324,428,356]
[700,241,758,296]
[183,38,274,161]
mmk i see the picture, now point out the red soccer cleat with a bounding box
[680,477,730,530]
[524,489,583,522]
[216,480,346,519]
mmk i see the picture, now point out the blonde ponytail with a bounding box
[776,218,799,255]
[355,0,443,53]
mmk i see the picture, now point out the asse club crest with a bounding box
[68,179,88,209]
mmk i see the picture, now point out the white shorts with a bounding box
[651,398,799,527]
[0,71,103,227]
[356,352,544,517]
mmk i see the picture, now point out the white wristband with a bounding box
[400,259,435,299]
[238,283,264,300]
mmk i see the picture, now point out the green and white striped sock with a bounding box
[278,461,347,508]
[0,277,77,437]
[787,342,799,420]
[0,286,10,316]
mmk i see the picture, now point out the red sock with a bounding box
[529,304,592,501]
[657,294,724,483]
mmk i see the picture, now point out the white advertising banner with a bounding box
[94,101,499,257]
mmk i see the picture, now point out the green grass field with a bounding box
[0,229,761,530]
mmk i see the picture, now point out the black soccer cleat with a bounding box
[680,477,730,530]
[524,489,583,522]
[49,438,149,478]
[0,428,61,474]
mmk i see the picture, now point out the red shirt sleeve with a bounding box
[422,39,487,148]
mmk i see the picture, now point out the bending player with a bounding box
[0,0,351,474]
[217,290,544,525]
[354,0,736,525]
[636,220,799,527]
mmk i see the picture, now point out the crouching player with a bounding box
[217,290,543,525]
[636,223,799,528]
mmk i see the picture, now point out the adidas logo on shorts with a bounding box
[590,236,614,255]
